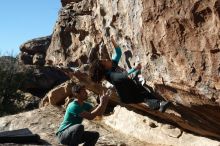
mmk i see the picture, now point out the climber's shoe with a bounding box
[159,101,171,112]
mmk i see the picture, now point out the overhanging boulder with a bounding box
[48,67,220,141]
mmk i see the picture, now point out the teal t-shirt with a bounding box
[57,100,93,134]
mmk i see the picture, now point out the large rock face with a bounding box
[43,0,220,141]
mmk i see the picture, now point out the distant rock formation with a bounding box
[20,66,69,97]
[19,36,51,66]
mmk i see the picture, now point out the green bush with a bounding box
[0,56,28,115]
[0,57,18,97]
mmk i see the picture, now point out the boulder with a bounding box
[47,68,220,140]
[14,91,41,111]
[0,91,40,117]
[104,106,220,146]
[43,0,220,141]
[20,36,51,55]
[47,0,220,101]
[21,66,70,96]
[19,36,51,65]
[40,80,74,106]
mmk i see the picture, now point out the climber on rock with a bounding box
[56,83,111,146]
[89,36,170,112]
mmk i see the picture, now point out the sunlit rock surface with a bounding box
[0,105,160,146]
[104,106,220,146]
[43,0,220,140]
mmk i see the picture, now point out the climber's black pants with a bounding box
[57,124,99,146]
[107,70,161,110]
[119,81,161,110]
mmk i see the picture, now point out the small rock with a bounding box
[149,122,158,128]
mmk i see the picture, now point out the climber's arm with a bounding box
[111,36,122,64]
[80,90,111,120]
[127,63,142,79]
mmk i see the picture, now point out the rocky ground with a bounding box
[0,105,164,146]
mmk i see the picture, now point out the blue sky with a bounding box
[0,0,61,56]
